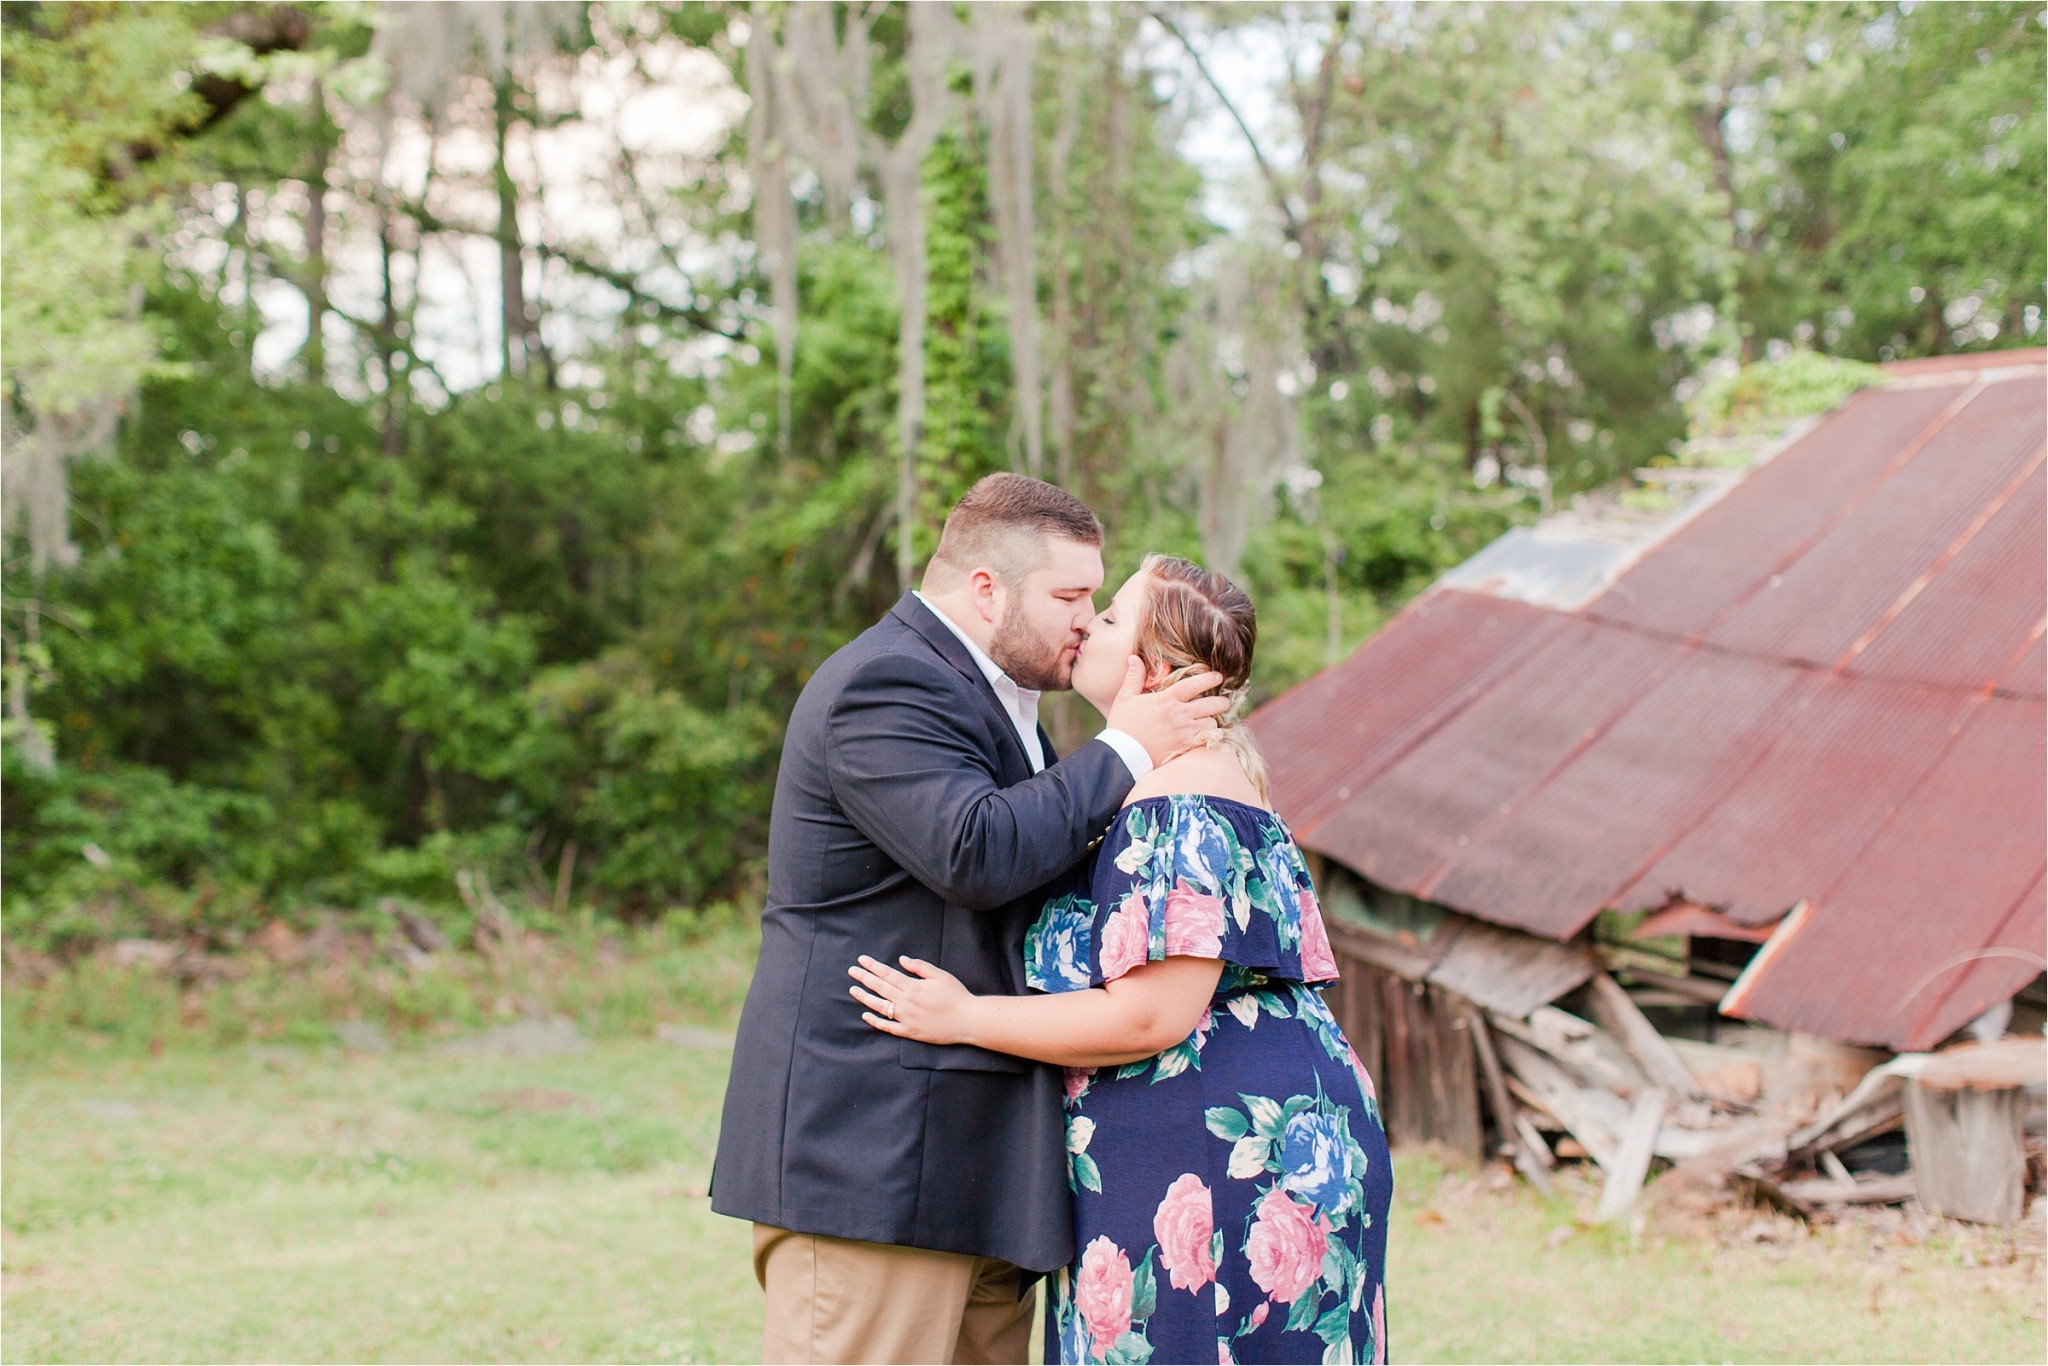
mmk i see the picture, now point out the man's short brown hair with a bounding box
[923,474,1104,589]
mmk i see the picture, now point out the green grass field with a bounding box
[3,965,2044,1363]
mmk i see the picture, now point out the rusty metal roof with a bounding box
[1253,350,2047,1050]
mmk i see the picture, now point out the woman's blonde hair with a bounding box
[1132,553,1271,802]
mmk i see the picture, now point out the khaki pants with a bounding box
[752,1223,1033,1365]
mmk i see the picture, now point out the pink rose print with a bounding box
[1064,1066,1096,1105]
[1100,894,1152,980]
[1075,1235,1135,1347]
[1371,1282,1387,1364]
[1245,1187,1329,1304]
[1298,891,1339,980]
[1248,1302,1269,1330]
[1152,1173,1216,1293]
[1346,1043,1377,1102]
[1162,882,1225,958]
[1219,1342,1235,1364]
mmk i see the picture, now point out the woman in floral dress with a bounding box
[851,556,1392,1366]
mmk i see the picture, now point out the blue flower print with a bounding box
[1177,802,1233,896]
[1258,844,1302,930]
[1280,1108,1352,1214]
[1056,1272,1092,1363]
[1029,895,1094,993]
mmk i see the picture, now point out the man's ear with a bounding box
[966,566,1002,622]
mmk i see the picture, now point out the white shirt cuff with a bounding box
[1095,728,1153,781]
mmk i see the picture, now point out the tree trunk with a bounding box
[1047,46,1080,490]
[304,81,329,383]
[494,76,529,380]
[379,205,403,457]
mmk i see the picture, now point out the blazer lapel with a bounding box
[890,594,1036,780]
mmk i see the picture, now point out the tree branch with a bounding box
[1146,5,1303,242]
[534,242,744,341]
[389,195,743,341]
[113,5,314,175]
[1297,1,1353,230]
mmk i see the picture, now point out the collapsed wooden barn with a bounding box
[1250,350,2048,1222]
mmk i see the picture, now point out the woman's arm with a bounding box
[849,954,1223,1068]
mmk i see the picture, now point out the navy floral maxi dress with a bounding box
[1025,795,1393,1366]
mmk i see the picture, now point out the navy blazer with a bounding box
[710,594,1133,1271]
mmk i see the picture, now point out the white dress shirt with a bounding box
[912,591,1151,780]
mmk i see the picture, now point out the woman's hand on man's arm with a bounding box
[848,953,1224,1068]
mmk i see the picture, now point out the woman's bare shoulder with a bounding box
[1123,746,1267,809]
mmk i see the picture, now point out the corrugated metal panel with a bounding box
[1303,620,1672,899]
[1425,647,1808,938]
[1435,525,1637,609]
[1848,461,2047,690]
[1588,382,1970,637]
[1251,592,1558,839]
[1615,675,1971,925]
[1883,350,2048,378]
[1902,873,2046,1051]
[1253,356,2048,1045]
[1999,632,2048,697]
[1706,379,2048,667]
[1719,695,2046,1048]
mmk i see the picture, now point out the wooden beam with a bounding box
[1585,970,1708,1101]
[1789,1094,1905,1162]
[1778,1174,1918,1207]
[1494,1033,1622,1168]
[1469,1008,1553,1196]
[1904,1081,2026,1224]
[1619,967,1729,1006]
[1492,1009,1644,1096]
[1324,918,1437,982]
[1597,1088,1668,1222]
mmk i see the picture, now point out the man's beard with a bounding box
[988,609,1074,691]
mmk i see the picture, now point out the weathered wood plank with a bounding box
[1779,1174,1918,1206]
[1495,1008,1645,1096]
[1597,1088,1668,1221]
[1425,919,1598,1019]
[1495,1032,1623,1168]
[1467,1006,1553,1196]
[1905,1080,2026,1224]
[1324,919,1439,983]
[1585,969,1708,1101]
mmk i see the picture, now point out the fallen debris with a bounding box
[1317,902,2045,1227]
[1586,971,1708,1102]
[1597,1088,1669,1221]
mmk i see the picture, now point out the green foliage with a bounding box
[1312,4,1727,488]
[5,289,776,939]
[516,658,777,911]
[917,124,1009,531]
[0,5,204,440]
[1762,2,2047,357]
[1689,350,1887,438]
[2,907,758,1062]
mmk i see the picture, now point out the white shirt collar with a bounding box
[911,592,1037,701]
[905,591,1156,783]
[911,591,1044,770]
